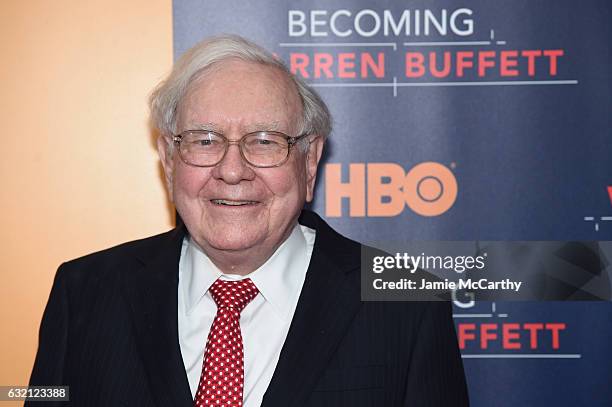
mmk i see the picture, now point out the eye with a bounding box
[244,132,287,148]
[184,131,223,148]
[255,138,275,145]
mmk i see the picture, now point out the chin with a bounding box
[198,228,267,252]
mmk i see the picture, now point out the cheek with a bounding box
[173,162,211,200]
[266,161,308,207]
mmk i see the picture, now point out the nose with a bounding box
[211,141,256,184]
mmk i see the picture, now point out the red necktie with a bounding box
[194,278,259,407]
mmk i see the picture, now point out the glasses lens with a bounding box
[180,131,225,166]
[242,132,289,167]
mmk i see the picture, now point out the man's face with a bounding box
[158,59,323,259]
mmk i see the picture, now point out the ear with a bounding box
[305,136,325,203]
[157,135,175,200]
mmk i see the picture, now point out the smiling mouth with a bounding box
[211,199,259,206]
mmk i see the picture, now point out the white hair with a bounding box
[149,34,332,150]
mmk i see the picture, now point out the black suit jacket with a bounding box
[28,210,469,406]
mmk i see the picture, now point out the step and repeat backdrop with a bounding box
[173,0,611,405]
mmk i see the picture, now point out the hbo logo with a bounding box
[325,162,458,217]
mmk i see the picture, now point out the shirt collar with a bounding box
[181,224,309,321]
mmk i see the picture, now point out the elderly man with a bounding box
[29,35,468,406]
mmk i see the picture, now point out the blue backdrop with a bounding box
[173,0,612,405]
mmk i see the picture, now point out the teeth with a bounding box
[212,199,255,206]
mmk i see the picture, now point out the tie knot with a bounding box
[209,278,259,313]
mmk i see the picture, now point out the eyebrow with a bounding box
[191,122,219,132]
[189,121,282,133]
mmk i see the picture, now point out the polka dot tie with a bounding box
[194,278,259,407]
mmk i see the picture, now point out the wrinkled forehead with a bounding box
[178,59,303,133]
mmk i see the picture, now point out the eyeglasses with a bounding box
[172,130,309,168]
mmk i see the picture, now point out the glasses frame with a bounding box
[172,130,310,168]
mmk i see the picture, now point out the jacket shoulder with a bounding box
[299,209,363,270]
[57,228,181,284]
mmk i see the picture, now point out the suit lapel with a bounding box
[262,212,362,407]
[120,211,360,407]
[122,227,193,407]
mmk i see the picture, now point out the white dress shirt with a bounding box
[178,224,316,407]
